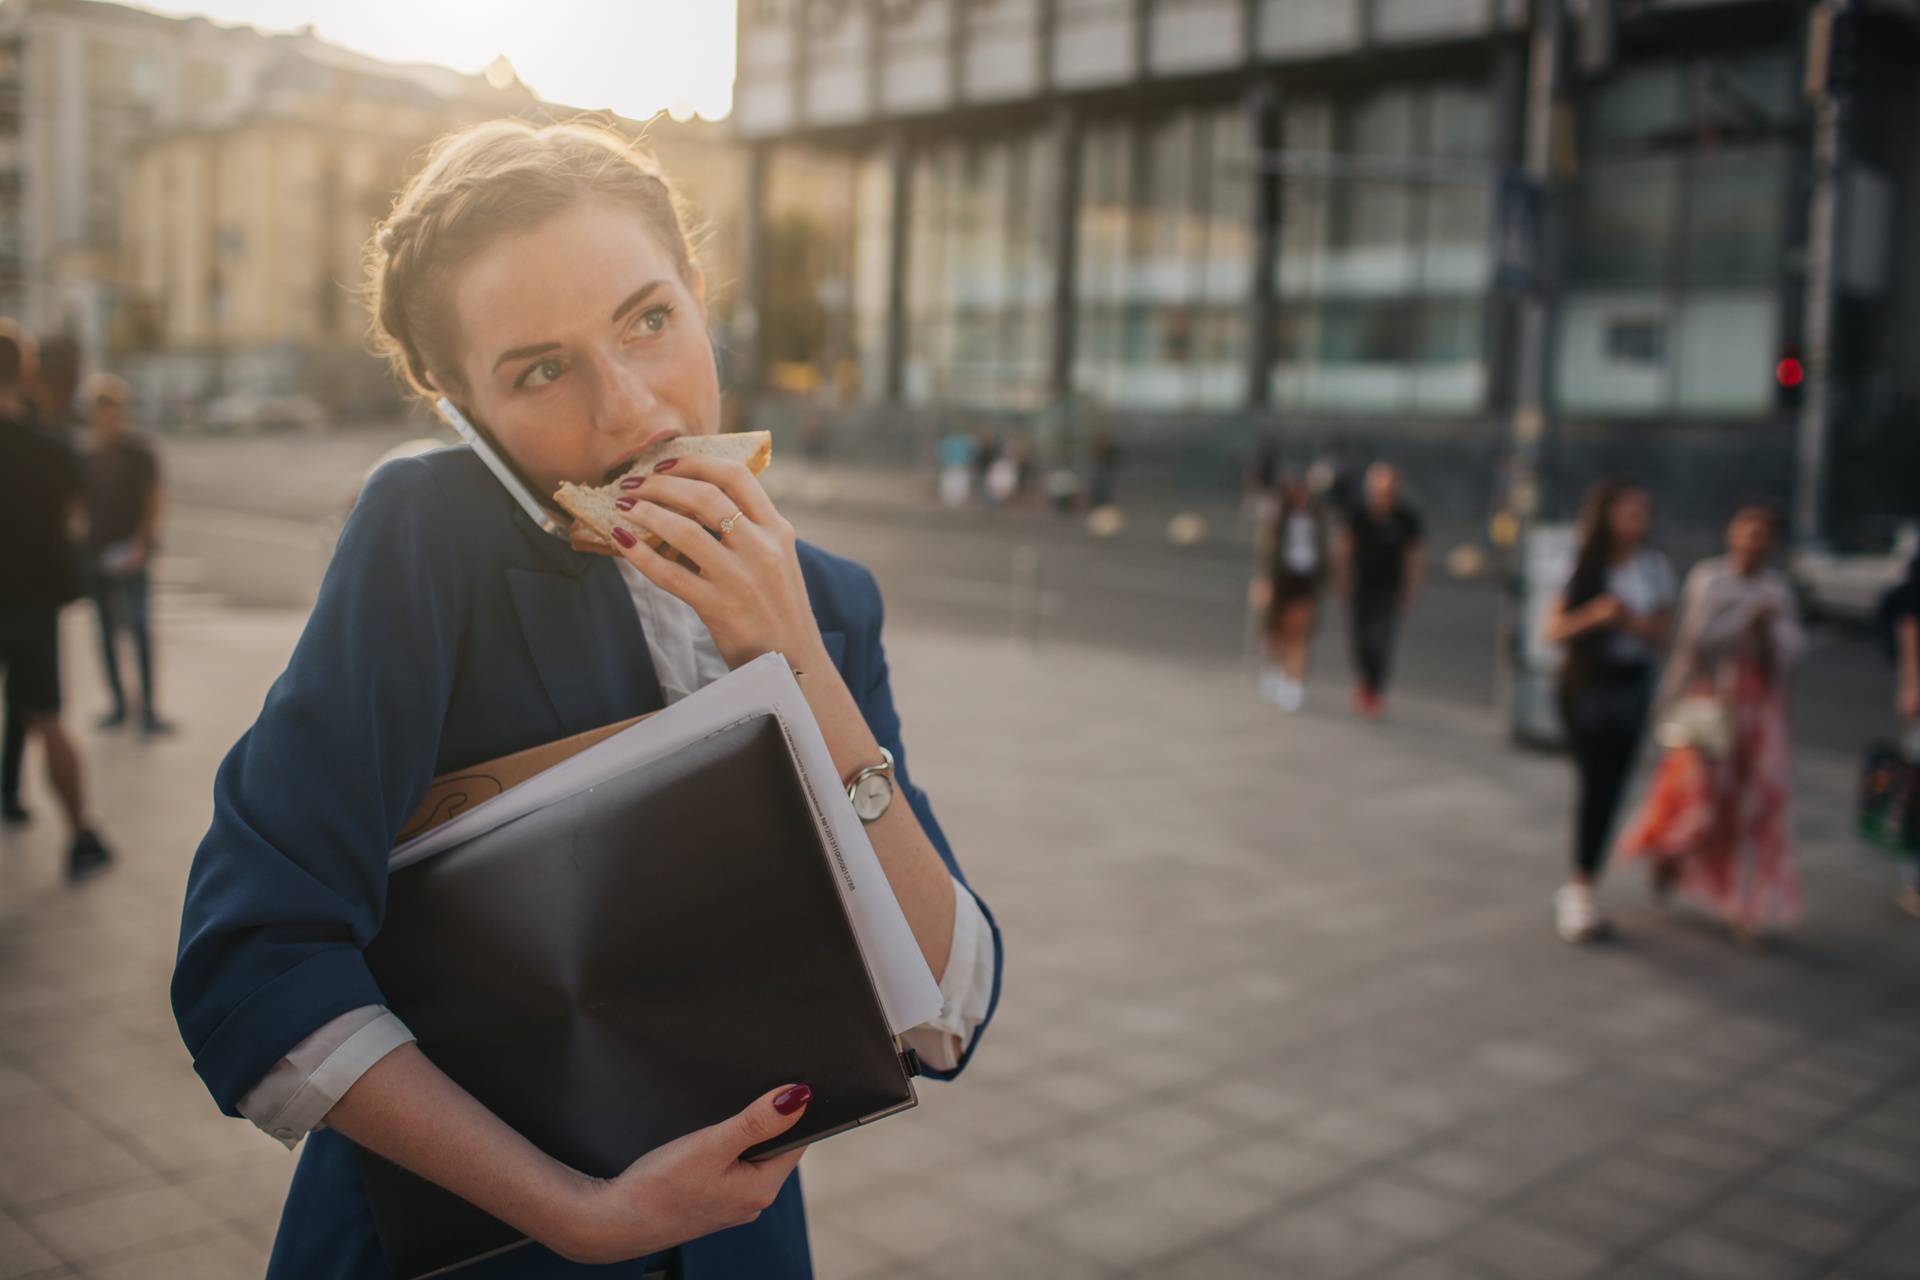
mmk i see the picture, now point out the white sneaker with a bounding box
[1554,884,1609,943]
[1276,677,1305,712]
[1257,670,1286,705]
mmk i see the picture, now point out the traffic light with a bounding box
[1776,344,1805,411]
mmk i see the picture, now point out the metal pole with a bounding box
[1510,0,1562,526]
[1794,0,1848,547]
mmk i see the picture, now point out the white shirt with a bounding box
[238,558,995,1147]
[1602,549,1676,666]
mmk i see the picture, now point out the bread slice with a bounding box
[553,431,772,557]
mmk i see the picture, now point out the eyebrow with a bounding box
[491,281,670,373]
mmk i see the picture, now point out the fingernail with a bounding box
[615,496,637,511]
[619,476,646,491]
[772,1085,812,1115]
[611,526,637,549]
[653,458,679,473]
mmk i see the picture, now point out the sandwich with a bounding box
[554,431,772,558]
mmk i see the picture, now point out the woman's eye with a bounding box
[631,304,675,338]
[521,357,567,389]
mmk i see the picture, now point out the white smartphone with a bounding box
[434,396,570,540]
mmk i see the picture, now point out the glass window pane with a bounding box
[1588,64,1684,150]
[1674,290,1777,415]
[1567,155,1680,285]
[1684,144,1786,286]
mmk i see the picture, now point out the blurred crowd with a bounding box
[0,322,173,882]
[1242,460,1920,947]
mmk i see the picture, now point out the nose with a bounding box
[586,347,662,437]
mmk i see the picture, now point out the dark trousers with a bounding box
[1,704,23,804]
[1350,590,1401,695]
[1560,665,1653,879]
[93,569,154,717]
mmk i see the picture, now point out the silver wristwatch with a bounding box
[846,747,895,824]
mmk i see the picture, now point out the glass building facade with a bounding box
[803,33,1808,429]
[1553,50,1796,418]
[1074,105,1253,412]
[1271,81,1495,415]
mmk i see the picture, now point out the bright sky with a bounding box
[130,0,738,121]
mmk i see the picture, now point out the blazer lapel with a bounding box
[507,559,665,735]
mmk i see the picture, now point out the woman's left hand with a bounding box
[608,456,828,671]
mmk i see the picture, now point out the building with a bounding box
[731,0,1920,543]
[0,0,747,422]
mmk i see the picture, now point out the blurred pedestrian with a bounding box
[1333,462,1424,718]
[1618,505,1805,943]
[984,440,1020,508]
[1544,480,1674,942]
[2,333,85,821]
[82,374,173,735]
[937,427,974,508]
[0,326,113,876]
[1250,475,1329,712]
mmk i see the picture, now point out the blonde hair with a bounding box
[365,117,700,402]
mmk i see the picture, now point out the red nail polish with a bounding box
[653,458,679,473]
[619,476,646,490]
[772,1085,812,1116]
[615,496,636,511]
[611,526,637,549]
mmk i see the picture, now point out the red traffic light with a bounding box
[1775,356,1805,389]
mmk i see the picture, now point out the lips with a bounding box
[601,428,682,483]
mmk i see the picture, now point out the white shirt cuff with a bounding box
[900,878,995,1073]
[237,1005,416,1149]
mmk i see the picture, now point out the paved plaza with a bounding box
[2,589,1918,1279]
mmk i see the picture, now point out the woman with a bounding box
[1544,480,1674,942]
[1250,475,1328,712]
[169,120,1001,1278]
[1617,505,1806,942]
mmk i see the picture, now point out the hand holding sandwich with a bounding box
[603,453,831,677]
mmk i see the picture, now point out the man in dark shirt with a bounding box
[83,374,172,734]
[0,328,112,876]
[2,332,85,824]
[1335,462,1426,718]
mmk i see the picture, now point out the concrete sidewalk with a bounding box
[2,601,1917,1279]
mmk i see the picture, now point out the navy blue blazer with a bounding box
[171,446,1001,1279]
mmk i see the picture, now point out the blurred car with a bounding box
[1789,516,1919,624]
[200,392,327,435]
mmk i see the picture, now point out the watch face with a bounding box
[853,772,893,821]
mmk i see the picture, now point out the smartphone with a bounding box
[434,397,570,540]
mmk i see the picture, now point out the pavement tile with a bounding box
[0,1098,151,1210]
[1234,1208,1410,1279]
[911,1222,1104,1280]
[801,1220,896,1280]
[0,1212,61,1280]
[74,1226,262,1280]
[1708,1192,1868,1261]
[1836,1202,1920,1280]
[19,1184,219,1267]
[1205,1137,1363,1202]
[1643,1224,1822,1280]
[1445,1213,1613,1280]
[1516,1178,1674,1252]
[1029,1179,1234,1271]
[1141,1242,1287,1280]
[1290,1104,1424,1164]
[1332,1173,1482,1244]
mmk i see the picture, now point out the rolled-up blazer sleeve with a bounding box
[852,568,1003,1082]
[172,458,467,1115]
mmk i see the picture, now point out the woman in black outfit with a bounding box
[1545,480,1674,942]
